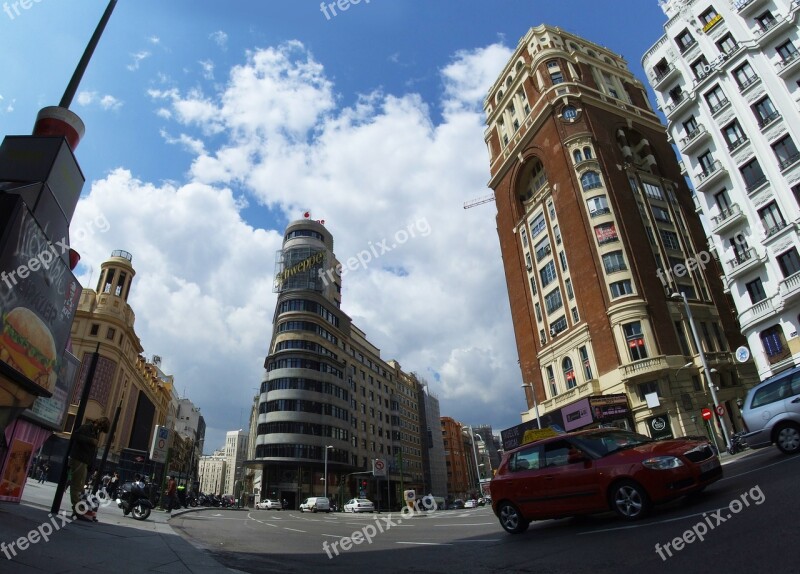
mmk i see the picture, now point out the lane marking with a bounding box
[396,542,453,546]
[321,534,346,538]
[434,522,494,526]
[454,539,501,542]
[283,527,306,533]
[719,454,797,481]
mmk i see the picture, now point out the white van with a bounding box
[299,497,331,513]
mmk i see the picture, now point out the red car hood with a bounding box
[612,438,710,459]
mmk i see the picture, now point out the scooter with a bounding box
[116,480,154,520]
[728,430,748,455]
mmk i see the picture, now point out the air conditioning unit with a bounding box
[549,327,558,337]
[526,264,533,271]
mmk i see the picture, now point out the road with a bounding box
[169,449,800,574]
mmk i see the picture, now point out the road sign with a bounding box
[372,458,386,477]
[149,425,171,463]
[715,404,725,417]
[701,408,712,421]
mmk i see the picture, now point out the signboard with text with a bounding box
[149,425,171,463]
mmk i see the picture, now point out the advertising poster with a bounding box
[0,201,82,395]
[0,439,33,499]
[25,350,80,429]
[562,398,592,431]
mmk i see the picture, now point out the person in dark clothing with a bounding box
[165,475,177,513]
[69,417,110,522]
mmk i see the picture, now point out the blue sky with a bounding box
[2,1,671,453]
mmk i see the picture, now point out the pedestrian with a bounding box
[69,417,110,522]
[108,472,119,498]
[165,475,177,513]
[38,463,49,484]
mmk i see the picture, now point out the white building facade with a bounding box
[224,430,249,496]
[643,0,800,378]
[198,451,226,495]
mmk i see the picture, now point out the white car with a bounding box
[256,499,282,510]
[464,499,479,508]
[343,498,375,513]
[299,497,331,513]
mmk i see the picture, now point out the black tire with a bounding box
[774,423,800,454]
[132,503,151,521]
[609,480,650,520]
[497,501,529,534]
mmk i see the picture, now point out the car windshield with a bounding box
[571,430,653,458]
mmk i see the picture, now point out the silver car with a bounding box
[741,366,800,454]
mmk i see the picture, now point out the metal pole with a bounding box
[60,0,118,108]
[91,398,122,494]
[323,445,329,500]
[51,343,100,515]
[523,383,542,429]
[467,426,481,495]
[676,292,732,452]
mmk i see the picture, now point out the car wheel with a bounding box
[497,501,529,534]
[775,423,800,454]
[610,480,650,520]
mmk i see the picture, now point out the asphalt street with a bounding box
[168,448,800,574]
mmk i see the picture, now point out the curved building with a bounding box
[253,218,423,509]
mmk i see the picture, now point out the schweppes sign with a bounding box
[276,251,324,283]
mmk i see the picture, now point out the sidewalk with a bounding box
[0,480,238,573]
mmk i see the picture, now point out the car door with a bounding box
[504,444,565,519]
[537,440,601,516]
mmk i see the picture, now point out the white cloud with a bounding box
[148,36,161,45]
[199,59,215,80]
[127,50,151,71]
[210,30,228,50]
[76,40,521,450]
[76,91,123,110]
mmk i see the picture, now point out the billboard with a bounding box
[24,350,80,429]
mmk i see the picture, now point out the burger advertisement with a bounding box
[0,200,82,397]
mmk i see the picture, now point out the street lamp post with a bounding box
[323,445,333,500]
[672,292,732,452]
[521,383,542,429]
[467,426,481,496]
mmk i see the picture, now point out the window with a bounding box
[530,160,548,192]
[759,202,786,236]
[579,346,592,380]
[553,224,562,245]
[746,278,767,304]
[778,248,800,277]
[545,289,563,314]
[642,182,664,200]
[698,150,715,174]
[624,322,648,361]
[562,106,577,120]
[756,11,776,31]
[676,29,695,53]
[660,229,681,250]
[573,149,583,163]
[760,325,788,362]
[610,279,633,298]
[550,315,568,335]
[546,365,557,396]
[740,159,766,191]
[682,115,698,136]
[733,62,757,90]
[652,205,671,222]
[675,321,692,355]
[559,251,568,272]
[563,358,577,389]
[595,222,619,245]
[712,323,727,352]
[90,324,99,336]
[581,171,602,191]
[520,228,528,248]
[106,327,116,340]
[571,306,580,324]
[510,445,541,472]
[540,261,557,287]
[773,135,799,169]
[587,195,610,216]
[530,213,546,237]
[722,120,746,150]
[535,302,542,321]
[583,147,592,159]
[715,189,732,211]
[777,40,799,62]
[699,7,719,28]
[529,276,537,295]
[753,96,778,127]
[717,33,737,55]
[534,237,551,262]
[548,201,556,220]
[551,70,564,84]
[704,85,728,113]
[691,57,710,80]
[603,251,626,274]
[637,380,659,402]
[565,278,574,299]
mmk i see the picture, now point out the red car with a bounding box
[490,428,721,534]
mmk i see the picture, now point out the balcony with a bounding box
[745,174,769,194]
[777,50,800,77]
[664,93,691,117]
[737,74,761,93]
[679,38,700,58]
[653,65,680,89]
[539,379,601,411]
[779,151,800,171]
[619,355,671,383]
[726,248,764,278]
[679,124,710,153]
[734,0,769,16]
[779,271,800,302]
[738,297,777,331]
[711,203,745,233]
[708,97,731,116]
[692,193,703,213]
[695,160,727,190]
[590,207,611,218]
[757,110,782,129]
[727,136,750,152]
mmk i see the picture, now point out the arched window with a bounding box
[531,160,547,192]
[581,171,602,191]
[563,357,577,389]
[583,147,592,159]
[573,149,583,163]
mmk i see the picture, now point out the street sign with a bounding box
[715,404,725,417]
[149,425,171,463]
[372,458,386,477]
[701,408,713,421]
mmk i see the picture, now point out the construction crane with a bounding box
[463,193,495,209]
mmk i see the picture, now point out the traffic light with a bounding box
[361,480,367,488]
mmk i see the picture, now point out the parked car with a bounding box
[740,365,800,455]
[299,497,331,513]
[477,498,486,506]
[464,499,479,508]
[490,428,722,534]
[256,499,282,510]
[448,499,465,510]
[343,498,375,513]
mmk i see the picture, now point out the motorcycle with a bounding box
[728,430,748,455]
[116,480,154,520]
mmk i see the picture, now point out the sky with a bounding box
[1,0,670,454]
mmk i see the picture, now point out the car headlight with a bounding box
[642,456,684,470]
